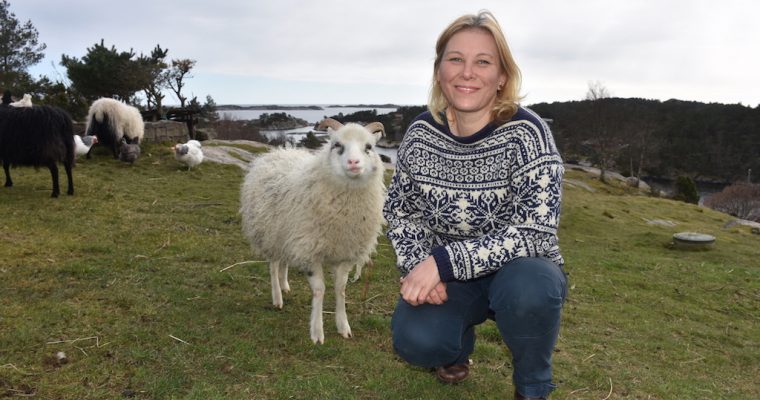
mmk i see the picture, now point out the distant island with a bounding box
[216,104,402,111]
[216,105,324,111]
[327,104,400,108]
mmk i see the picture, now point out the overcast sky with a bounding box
[11,0,760,107]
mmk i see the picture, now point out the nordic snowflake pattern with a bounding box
[384,109,564,281]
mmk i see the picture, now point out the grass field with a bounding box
[1,142,758,399]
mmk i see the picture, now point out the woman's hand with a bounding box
[400,256,445,306]
[425,282,448,305]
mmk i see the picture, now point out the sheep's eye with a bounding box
[364,143,373,153]
[332,142,344,155]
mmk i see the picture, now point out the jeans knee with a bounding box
[391,300,466,368]
[392,322,461,368]
[490,258,566,337]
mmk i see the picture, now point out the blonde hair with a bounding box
[428,10,522,124]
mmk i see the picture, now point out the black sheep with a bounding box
[0,105,76,197]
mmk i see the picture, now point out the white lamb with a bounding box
[239,118,386,344]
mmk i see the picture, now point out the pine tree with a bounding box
[0,0,46,91]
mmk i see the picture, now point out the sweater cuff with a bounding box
[431,246,455,282]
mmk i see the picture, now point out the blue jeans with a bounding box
[391,257,567,398]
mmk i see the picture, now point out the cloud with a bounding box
[13,0,760,106]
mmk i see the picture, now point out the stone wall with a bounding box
[72,120,188,143]
[143,120,188,143]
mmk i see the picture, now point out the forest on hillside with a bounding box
[529,98,760,184]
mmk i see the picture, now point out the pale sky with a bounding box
[11,0,760,107]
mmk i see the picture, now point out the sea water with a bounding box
[216,105,397,124]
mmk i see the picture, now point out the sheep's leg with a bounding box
[335,263,353,339]
[307,265,326,344]
[47,161,60,198]
[351,263,363,283]
[3,160,11,187]
[270,260,283,309]
[279,263,290,293]
[63,159,74,196]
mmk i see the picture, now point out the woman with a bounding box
[383,11,567,400]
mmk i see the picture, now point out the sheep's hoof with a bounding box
[272,302,283,310]
[311,328,325,344]
[337,321,352,338]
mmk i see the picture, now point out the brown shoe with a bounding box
[514,389,546,400]
[435,363,469,384]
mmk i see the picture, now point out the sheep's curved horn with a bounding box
[317,118,344,132]
[364,122,385,137]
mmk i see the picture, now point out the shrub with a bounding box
[673,176,699,204]
[704,182,760,221]
[300,131,325,149]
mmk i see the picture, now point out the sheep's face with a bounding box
[328,124,380,180]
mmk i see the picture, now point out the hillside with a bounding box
[0,142,757,399]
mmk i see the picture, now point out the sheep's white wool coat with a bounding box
[240,145,385,269]
[86,98,144,142]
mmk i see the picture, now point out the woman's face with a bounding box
[437,28,506,118]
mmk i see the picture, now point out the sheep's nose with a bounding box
[347,159,360,166]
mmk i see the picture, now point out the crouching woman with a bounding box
[383,11,567,400]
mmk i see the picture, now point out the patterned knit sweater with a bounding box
[383,107,564,282]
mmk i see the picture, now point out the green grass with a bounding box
[1,145,758,399]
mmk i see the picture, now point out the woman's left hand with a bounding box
[400,256,442,306]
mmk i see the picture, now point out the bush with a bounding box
[300,132,325,149]
[673,176,699,204]
[704,182,760,221]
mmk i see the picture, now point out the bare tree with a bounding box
[166,58,195,108]
[583,81,626,183]
[586,80,610,101]
[624,102,660,186]
[140,45,169,120]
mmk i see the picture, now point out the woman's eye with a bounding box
[448,57,463,62]
[477,59,491,65]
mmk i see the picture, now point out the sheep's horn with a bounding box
[364,122,385,137]
[317,118,343,132]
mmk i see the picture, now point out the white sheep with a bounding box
[239,118,386,344]
[84,98,144,158]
